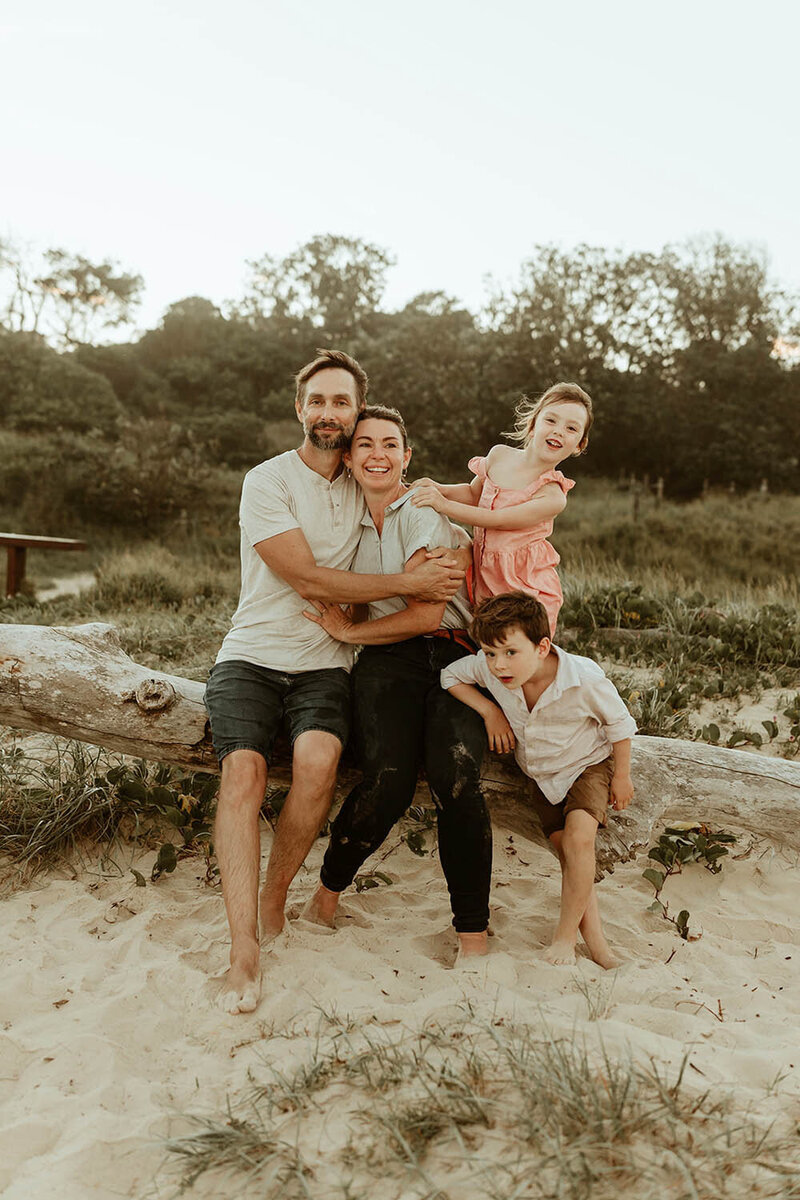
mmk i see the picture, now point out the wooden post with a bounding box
[760,478,769,495]
[1,533,87,597]
[6,546,26,597]
[655,477,664,506]
[630,475,641,523]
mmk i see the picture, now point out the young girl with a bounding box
[411,382,592,636]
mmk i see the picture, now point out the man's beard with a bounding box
[305,420,354,450]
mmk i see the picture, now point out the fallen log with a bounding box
[2,623,799,876]
[0,622,215,769]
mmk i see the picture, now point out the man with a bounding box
[205,349,464,1014]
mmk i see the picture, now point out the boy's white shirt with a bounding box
[440,645,637,804]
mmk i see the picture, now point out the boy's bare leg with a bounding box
[213,750,268,1014]
[545,810,615,968]
[576,886,618,969]
[259,730,342,939]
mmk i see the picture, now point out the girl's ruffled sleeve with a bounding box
[468,455,487,480]
[537,469,575,495]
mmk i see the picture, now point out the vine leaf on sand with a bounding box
[643,822,737,940]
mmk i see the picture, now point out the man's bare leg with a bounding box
[544,811,614,967]
[213,749,268,1014]
[259,730,342,938]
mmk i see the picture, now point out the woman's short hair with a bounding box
[354,404,410,449]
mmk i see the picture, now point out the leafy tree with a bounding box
[363,293,487,476]
[0,420,212,532]
[656,235,789,356]
[74,343,174,418]
[187,409,276,470]
[0,332,122,435]
[240,234,395,343]
[0,239,142,346]
[135,297,310,416]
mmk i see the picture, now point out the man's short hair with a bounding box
[354,404,410,449]
[294,348,369,410]
[471,591,551,647]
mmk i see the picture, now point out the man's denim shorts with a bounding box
[204,659,351,766]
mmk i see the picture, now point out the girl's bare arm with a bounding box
[411,477,482,505]
[412,482,567,529]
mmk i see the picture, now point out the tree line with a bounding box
[1,232,798,534]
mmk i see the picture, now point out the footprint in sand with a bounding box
[411,928,458,967]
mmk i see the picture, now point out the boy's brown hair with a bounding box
[508,382,593,453]
[294,348,369,410]
[471,591,551,647]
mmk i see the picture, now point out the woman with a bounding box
[303,405,493,958]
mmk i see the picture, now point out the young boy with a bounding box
[440,591,636,969]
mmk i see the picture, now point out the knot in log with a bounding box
[122,678,177,713]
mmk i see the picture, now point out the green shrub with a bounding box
[0,331,122,435]
[93,546,228,609]
[0,420,213,533]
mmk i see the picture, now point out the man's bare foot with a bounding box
[217,948,261,1015]
[259,890,286,942]
[301,884,340,928]
[456,930,489,961]
[543,939,577,966]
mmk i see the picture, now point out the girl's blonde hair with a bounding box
[508,382,593,453]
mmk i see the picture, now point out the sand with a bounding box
[1,812,799,1199]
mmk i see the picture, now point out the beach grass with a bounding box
[160,1007,800,1199]
[0,742,222,889]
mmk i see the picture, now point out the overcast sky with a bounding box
[2,0,798,334]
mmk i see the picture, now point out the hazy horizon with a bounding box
[2,0,799,336]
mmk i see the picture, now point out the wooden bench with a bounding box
[1,532,88,597]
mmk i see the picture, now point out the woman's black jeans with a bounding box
[320,637,492,933]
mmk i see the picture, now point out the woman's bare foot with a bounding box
[456,930,489,961]
[543,939,577,966]
[217,943,261,1015]
[301,884,340,928]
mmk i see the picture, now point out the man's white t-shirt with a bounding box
[216,450,365,673]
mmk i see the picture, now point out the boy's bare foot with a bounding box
[585,940,619,970]
[543,939,577,966]
[217,945,261,1015]
[301,884,340,928]
[579,917,619,969]
[456,931,489,961]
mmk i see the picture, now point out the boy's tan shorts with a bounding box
[527,756,614,839]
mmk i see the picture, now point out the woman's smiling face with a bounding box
[345,417,412,495]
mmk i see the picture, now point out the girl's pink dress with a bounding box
[468,456,575,636]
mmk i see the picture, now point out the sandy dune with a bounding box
[1,814,799,1199]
